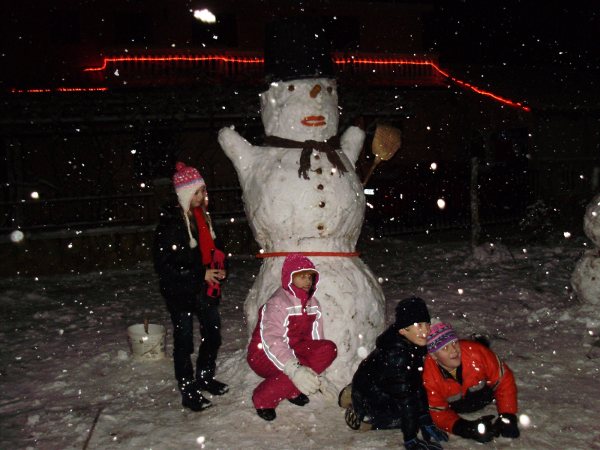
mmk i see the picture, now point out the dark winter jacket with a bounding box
[351,325,429,440]
[153,202,220,311]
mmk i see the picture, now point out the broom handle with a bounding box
[362,158,382,186]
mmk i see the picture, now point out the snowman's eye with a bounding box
[327,86,333,94]
[288,85,295,91]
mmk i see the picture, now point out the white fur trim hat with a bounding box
[172,162,205,248]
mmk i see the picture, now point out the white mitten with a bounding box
[283,358,320,395]
[318,375,339,403]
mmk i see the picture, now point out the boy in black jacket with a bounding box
[153,162,228,412]
[339,297,448,450]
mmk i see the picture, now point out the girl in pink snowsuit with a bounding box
[247,253,338,421]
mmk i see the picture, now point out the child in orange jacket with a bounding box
[423,322,519,443]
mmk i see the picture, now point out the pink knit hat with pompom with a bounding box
[172,162,205,248]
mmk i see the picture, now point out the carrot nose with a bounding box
[310,84,322,98]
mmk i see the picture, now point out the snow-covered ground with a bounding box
[1,232,599,449]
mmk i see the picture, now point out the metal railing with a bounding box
[2,159,597,236]
[0,187,246,233]
[366,158,600,236]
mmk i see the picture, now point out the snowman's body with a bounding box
[571,193,600,305]
[219,78,385,381]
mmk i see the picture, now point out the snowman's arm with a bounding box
[218,126,260,176]
[340,126,366,165]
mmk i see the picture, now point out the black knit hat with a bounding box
[264,17,334,83]
[394,297,431,330]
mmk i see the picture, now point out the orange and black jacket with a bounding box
[423,339,518,433]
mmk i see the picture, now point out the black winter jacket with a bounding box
[352,325,429,440]
[153,203,217,311]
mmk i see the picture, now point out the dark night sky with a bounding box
[414,0,600,108]
[1,0,599,104]
[423,1,600,69]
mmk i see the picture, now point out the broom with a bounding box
[362,124,402,186]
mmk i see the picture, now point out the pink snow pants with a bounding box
[247,339,337,409]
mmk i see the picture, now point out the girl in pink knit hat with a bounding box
[153,162,228,411]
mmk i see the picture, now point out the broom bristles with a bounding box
[372,124,402,161]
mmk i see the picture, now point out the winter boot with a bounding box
[288,393,310,406]
[256,408,277,421]
[345,406,362,430]
[345,406,372,431]
[338,383,352,409]
[197,378,229,396]
[180,381,212,412]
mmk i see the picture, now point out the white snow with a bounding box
[583,194,600,248]
[259,79,339,142]
[571,194,600,304]
[219,76,385,379]
[1,234,599,449]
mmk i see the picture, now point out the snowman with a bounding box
[218,19,385,382]
[571,193,600,305]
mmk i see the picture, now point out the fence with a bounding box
[0,187,245,233]
[365,158,599,237]
[1,158,598,237]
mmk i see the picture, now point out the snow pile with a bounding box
[1,235,599,449]
[571,193,600,305]
[472,242,514,264]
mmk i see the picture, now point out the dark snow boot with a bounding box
[197,378,229,396]
[345,406,361,430]
[256,408,277,421]
[288,393,310,406]
[180,381,212,412]
[181,392,212,412]
[338,383,352,409]
[345,406,373,432]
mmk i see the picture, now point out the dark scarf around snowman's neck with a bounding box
[263,135,348,180]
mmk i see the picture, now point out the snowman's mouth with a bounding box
[301,115,326,127]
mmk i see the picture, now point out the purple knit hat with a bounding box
[427,322,459,353]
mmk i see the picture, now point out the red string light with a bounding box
[11,87,108,93]
[10,88,52,93]
[83,55,264,72]
[334,57,530,112]
[57,87,108,92]
[11,53,530,111]
[83,53,529,111]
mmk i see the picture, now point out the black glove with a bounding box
[495,413,520,438]
[453,415,499,443]
[419,415,449,442]
[404,437,443,450]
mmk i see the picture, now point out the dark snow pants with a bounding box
[168,298,222,386]
[352,388,409,430]
[247,339,337,409]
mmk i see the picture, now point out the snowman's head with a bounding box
[260,77,339,142]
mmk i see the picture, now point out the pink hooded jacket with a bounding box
[248,253,325,370]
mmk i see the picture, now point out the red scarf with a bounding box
[192,207,215,265]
